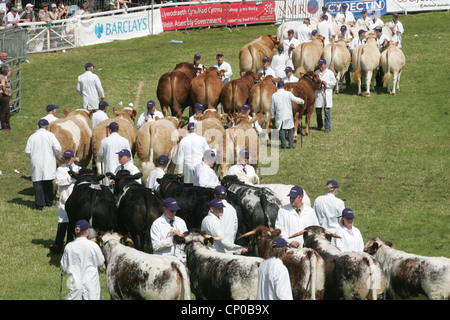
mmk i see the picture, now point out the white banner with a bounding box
[386,0,450,12]
[275,0,325,22]
[77,10,164,47]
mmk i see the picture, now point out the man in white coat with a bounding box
[50,150,81,254]
[391,13,404,48]
[226,149,259,184]
[257,56,276,78]
[335,3,355,24]
[283,29,300,68]
[296,18,312,44]
[270,80,304,149]
[314,59,336,133]
[370,11,384,30]
[213,52,232,85]
[41,104,59,124]
[91,101,109,129]
[201,199,247,254]
[313,180,345,233]
[113,148,141,184]
[282,66,299,83]
[136,100,164,130]
[213,185,238,248]
[193,149,219,188]
[176,122,209,184]
[97,122,132,187]
[356,9,371,29]
[316,14,335,47]
[188,103,204,123]
[146,155,169,191]
[76,62,105,111]
[275,186,319,248]
[25,119,62,210]
[270,45,288,78]
[348,29,367,55]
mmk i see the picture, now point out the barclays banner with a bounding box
[324,0,387,18]
[77,10,164,47]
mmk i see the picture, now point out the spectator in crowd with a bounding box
[5,7,20,27]
[391,13,404,48]
[335,3,355,24]
[150,198,188,264]
[25,119,62,210]
[212,52,232,85]
[282,66,299,83]
[49,3,61,20]
[49,150,81,254]
[257,56,276,78]
[201,199,247,254]
[193,149,219,188]
[91,100,109,129]
[113,148,141,184]
[19,4,35,23]
[56,1,68,19]
[77,62,105,111]
[370,10,384,30]
[60,219,105,300]
[188,102,204,123]
[0,63,11,130]
[270,44,288,78]
[136,100,164,129]
[193,53,205,76]
[296,18,312,44]
[146,155,169,191]
[275,185,319,248]
[226,149,259,184]
[41,104,59,124]
[332,208,364,253]
[316,14,335,47]
[87,0,97,13]
[356,9,371,29]
[38,3,53,24]
[213,185,238,250]
[176,122,209,184]
[314,58,336,133]
[313,180,345,233]
[75,2,90,16]
[0,50,6,64]
[257,237,293,300]
[0,10,6,29]
[283,29,299,69]
[114,0,131,10]
[270,80,304,149]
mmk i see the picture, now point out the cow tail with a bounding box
[330,44,336,74]
[383,49,391,85]
[171,261,191,300]
[309,251,317,300]
[353,46,362,83]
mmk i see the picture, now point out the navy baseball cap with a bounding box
[342,3,348,8]
[312,30,318,35]
[241,104,250,110]
[272,237,289,248]
[278,44,284,51]
[340,25,347,31]
[194,53,201,59]
[63,150,74,158]
[239,149,250,158]
[75,219,92,232]
[277,80,285,88]
[341,208,355,219]
[194,102,204,110]
[263,56,270,62]
[284,66,293,73]
[157,155,169,165]
[322,6,328,10]
[217,52,224,57]
[288,29,294,34]
[362,9,367,14]
[85,62,95,68]
[163,198,181,211]
[187,122,196,130]
[38,118,49,127]
[214,185,227,196]
[322,14,328,19]
[393,13,399,18]
[287,185,303,198]
[46,104,59,112]
[116,149,131,157]
[99,101,109,109]
[358,29,367,35]
[108,122,119,130]
[318,58,327,65]
[326,180,339,188]
[210,198,225,209]
[147,100,156,109]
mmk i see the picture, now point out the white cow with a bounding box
[322,36,351,93]
[352,34,381,97]
[380,41,406,95]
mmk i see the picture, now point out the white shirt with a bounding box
[257,66,276,78]
[97,132,131,186]
[60,237,105,300]
[283,37,300,68]
[146,166,165,191]
[348,37,366,54]
[136,110,164,130]
[189,113,202,123]
[376,32,391,52]
[313,193,345,233]
[270,88,304,130]
[296,24,312,44]
[257,257,293,300]
[220,199,238,246]
[176,132,209,183]
[114,160,141,184]
[5,12,20,26]
[356,16,372,29]
[316,20,335,47]
[226,163,259,184]
[371,18,384,30]
[314,68,337,108]
[275,203,319,247]
[212,61,232,85]
[336,10,355,23]
[391,20,404,48]
[56,163,81,223]
[76,71,105,111]
[25,128,62,182]
[41,113,58,124]
[333,225,364,253]
[91,110,108,129]
[270,53,288,78]
[151,214,188,263]
[282,74,299,83]
[193,161,219,189]
[201,211,243,254]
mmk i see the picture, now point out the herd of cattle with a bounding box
[41,21,448,300]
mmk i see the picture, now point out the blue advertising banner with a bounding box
[324,0,387,18]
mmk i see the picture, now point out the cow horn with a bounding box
[288,229,306,239]
[204,234,223,241]
[324,230,342,239]
[237,229,258,240]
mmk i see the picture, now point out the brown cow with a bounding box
[47,109,93,168]
[284,71,322,140]
[239,35,280,75]
[156,62,197,120]
[238,225,326,300]
[91,107,137,175]
[292,34,325,76]
[136,117,182,184]
[189,67,224,110]
[219,71,261,117]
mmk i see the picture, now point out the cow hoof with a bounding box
[366,93,371,98]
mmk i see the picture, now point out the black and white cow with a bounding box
[101,232,191,300]
[291,226,386,300]
[66,168,118,242]
[221,175,282,230]
[365,237,450,300]
[106,170,163,251]
[174,230,263,300]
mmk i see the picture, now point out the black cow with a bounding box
[221,175,282,231]
[106,170,163,252]
[66,168,118,243]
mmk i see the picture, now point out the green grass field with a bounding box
[0,11,449,300]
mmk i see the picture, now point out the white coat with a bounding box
[91,110,108,129]
[275,203,319,247]
[60,237,105,300]
[136,110,164,129]
[332,225,364,253]
[150,214,188,263]
[76,71,105,111]
[257,257,293,300]
[193,161,219,189]
[212,61,232,85]
[226,163,259,184]
[114,160,141,184]
[313,193,345,233]
[146,166,165,191]
[376,32,391,52]
[201,211,243,254]
[41,113,58,124]
[371,18,384,30]
[316,20,335,47]
[282,74,299,83]
[97,132,131,186]
[356,16,372,29]
[391,20,404,48]
[348,37,366,54]
[270,53,288,78]
[270,88,304,130]
[25,128,62,182]
[56,163,81,223]
[336,10,355,23]
[296,24,312,44]
[175,132,209,184]
[220,199,238,245]
[257,66,276,78]
[314,68,337,108]
[283,37,300,68]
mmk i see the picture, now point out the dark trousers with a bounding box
[279,128,294,149]
[0,96,11,129]
[376,68,384,87]
[316,107,331,131]
[54,222,68,249]
[33,180,54,210]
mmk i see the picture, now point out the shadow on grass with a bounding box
[31,238,61,267]
[8,197,35,209]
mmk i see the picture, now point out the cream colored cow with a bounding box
[352,34,381,97]
[381,41,406,95]
[322,36,351,93]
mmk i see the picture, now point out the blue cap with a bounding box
[210,198,225,209]
[108,122,119,130]
[362,9,367,14]
[284,66,293,73]
[340,25,347,31]
[358,29,367,35]
[63,150,74,158]
[46,104,59,112]
[217,52,224,57]
[157,155,169,165]
[277,80,285,88]
[187,122,196,130]
[163,198,181,211]
[341,208,355,219]
[322,14,328,19]
[85,62,95,68]
[194,53,201,59]
[194,102,204,110]
[147,100,156,109]
[214,185,227,196]
[239,149,250,158]
[278,44,284,51]
[75,219,92,232]
[99,101,109,109]
[322,6,328,10]
[326,180,339,188]
[371,10,376,15]
[288,29,294,34]
[262,56,270,62]
[312,30,318,35]
[38,118,49,127]
[342,3,348,8]
[116,149,131,158]
[272,237,289,248]
[318,58,327,65]
[287,185,303,198]
[241,104,250,111]
[393,13,399,18]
